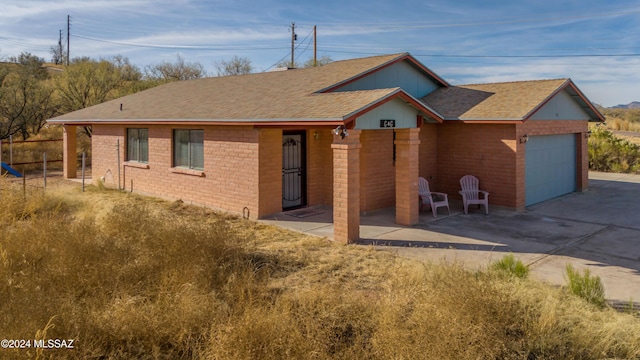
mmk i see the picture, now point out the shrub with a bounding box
[588,126,640,173]
[566,264,606,307]
[491,254,529,278]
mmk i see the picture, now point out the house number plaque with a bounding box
[380,119,396,128]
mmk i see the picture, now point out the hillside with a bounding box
[611,101,640,109]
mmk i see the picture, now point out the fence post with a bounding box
[82,152,85,192]
[9,135,13,167]
[43,152,47,190]
[116,139,121,190]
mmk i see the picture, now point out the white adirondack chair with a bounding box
[459,175,489,214]
[418,177,450,217]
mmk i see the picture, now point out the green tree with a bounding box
[0,53,59,139]
[55,56,148,137]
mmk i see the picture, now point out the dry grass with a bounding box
[1,179,640,359]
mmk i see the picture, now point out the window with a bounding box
[127,128,148,163]
[173,129,204,170]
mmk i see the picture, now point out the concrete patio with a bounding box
[262,171,640,304]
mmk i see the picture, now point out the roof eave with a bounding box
[47,117,347,127]
[445,118,524,124]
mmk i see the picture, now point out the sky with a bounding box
[1,0,640,107]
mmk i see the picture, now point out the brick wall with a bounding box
[306,129,333,206]
[359,129,395,212]
[437,122,518,207]
[92,124,275,220]
[418,123,438,187]
[436,120,588,209]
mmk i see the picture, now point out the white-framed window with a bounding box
[173,129,204,170]
[126,128,149,163]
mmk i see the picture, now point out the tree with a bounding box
[303,55,333,68]
[214,56,253,76]
[56,57,124,113]
[145,54,206,81]
[0,53,59,140]
[50,36,67,65]
[276,60,298,69]
[276,55,333,70]
[55,56,144,137]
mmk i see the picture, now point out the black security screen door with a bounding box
[282,132,306,209]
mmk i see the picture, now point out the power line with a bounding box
[297,7,640,29]
[71,34,289,51]
[321,49,640,59]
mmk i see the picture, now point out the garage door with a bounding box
[525,134,576,206]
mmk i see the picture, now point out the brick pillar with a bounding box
[395,128,421,225]
[576,132,589,192]
[332,129,361,243]
[63,125,77,179]
[258,129,283,218]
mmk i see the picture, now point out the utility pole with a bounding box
[58,29,63,64]
[290,22,296,68]
[313,25,317,67]
[67,15,70,65]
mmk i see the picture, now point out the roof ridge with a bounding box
[328,52,408,65]
[459,78,569,87]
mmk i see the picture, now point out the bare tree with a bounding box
[276,55,333,70]
[214,56,253,76]
[50,37,67,65]
[304,55,333,68]
[145,54,206,81]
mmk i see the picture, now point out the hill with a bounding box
[611,101,640,109]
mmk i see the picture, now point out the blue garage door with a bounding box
[525,134,576,206]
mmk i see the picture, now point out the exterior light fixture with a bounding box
[313,130,320,140]
[332,125,349,139]
[520,134,529,143]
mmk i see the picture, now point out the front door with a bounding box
[282,132,306,209]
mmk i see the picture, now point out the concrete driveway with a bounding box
[262,171,640,304]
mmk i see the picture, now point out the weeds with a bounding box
[566,264,606,308]
[1,180,639,359]
[491,254,530,278]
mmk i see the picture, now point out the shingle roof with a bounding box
[421,78,603,121]
[48,53,603,125]
[48,53,443,125]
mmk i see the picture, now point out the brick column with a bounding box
[332,129,361,243]
[576,132,589,192]
[63,125,77,179]
[258,129,283,218]
[395,128,421,225]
